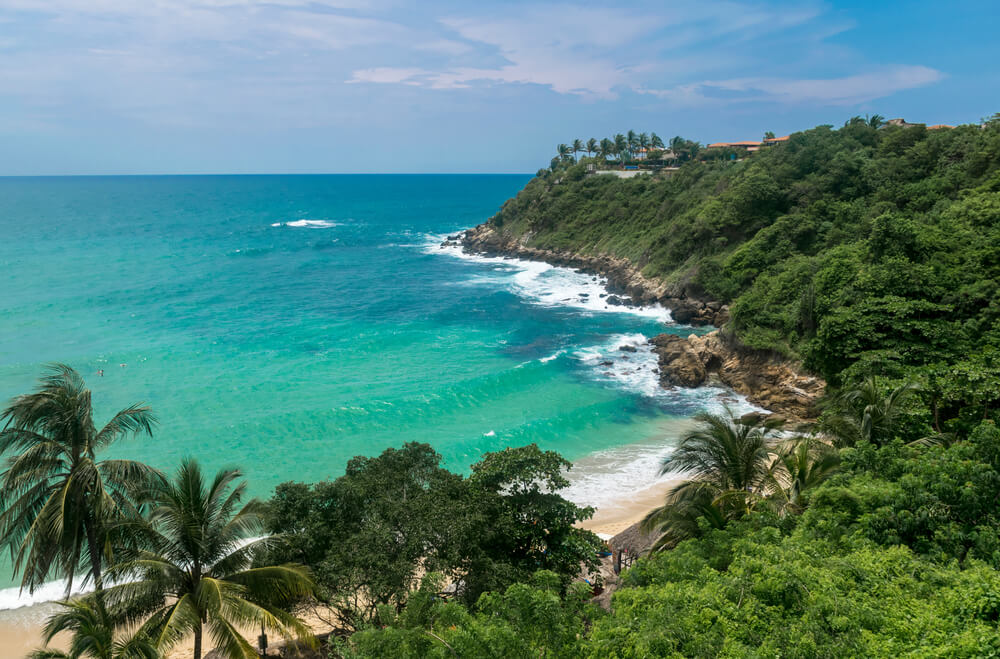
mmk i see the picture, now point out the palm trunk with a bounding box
[194,624,202,659]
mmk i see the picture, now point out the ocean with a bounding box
[0,174,750,609]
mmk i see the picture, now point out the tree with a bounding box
[586,138,598,158]
[571,139,584,161]
[101,459,313,659]
[765,437,839,513]
[626,130,638,160]
[613,134,627,164]
[821,378,921,447]
[650,132,665,150]
[763,131,775,140]
[0,364,157,597]
[265,443,465,632]
[556,143,570,162]
[642,408,783,549]
[599,138,613,161]
[29,600,159,659]
[867,114,885,128]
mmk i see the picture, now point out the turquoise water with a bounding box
[0,175,743,606]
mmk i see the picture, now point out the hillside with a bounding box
[462,118,1000,428]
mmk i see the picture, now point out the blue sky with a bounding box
[1,0,996,175]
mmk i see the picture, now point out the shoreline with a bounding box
[450,226,824,421]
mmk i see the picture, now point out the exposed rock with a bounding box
[650,334,707,387]
[459,223,729,326]
[456,223,824,419]
[618,344,638,353]
[682,331,824,420]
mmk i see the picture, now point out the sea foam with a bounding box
[272,219,339,228]
[425,234,674,322]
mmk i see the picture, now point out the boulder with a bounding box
[650,334,707,387]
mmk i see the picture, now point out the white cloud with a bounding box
[646,66,945,106]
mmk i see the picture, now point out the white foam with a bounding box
[273,219,339,228]
[424,234,674,323]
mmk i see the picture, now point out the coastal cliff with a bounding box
[458,223,726,326]
[453,223,824,420]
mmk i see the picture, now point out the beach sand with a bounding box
[578,479,676,537]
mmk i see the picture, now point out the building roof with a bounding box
[927,124,955,130]
[707,140,761,148]
[764,135,790,142]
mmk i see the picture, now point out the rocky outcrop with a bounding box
[652,330,824,420]
[452,223,825,419]
[650,334,707,387]
[458,224,726,326]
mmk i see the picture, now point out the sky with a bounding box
[0,0,997,175]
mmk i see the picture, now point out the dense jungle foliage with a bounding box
[488,118,1000,435]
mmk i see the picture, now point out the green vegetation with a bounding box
[499,118,1000,435]
[263,442,602,632]
[0,364,156,597]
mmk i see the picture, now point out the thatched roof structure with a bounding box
[609,521,657,557]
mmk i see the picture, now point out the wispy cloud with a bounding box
[643,66,946,106]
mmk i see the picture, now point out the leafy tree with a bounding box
[650,132,664,149]
[599,138,613,161]
[29,599,159,659]
[585,138,597,158]
[265,443,464,631]
[820,377,921,446]
[764,130,775,140]
[571,139,584,161]
[556,143,570,161]
[0,364,157,597]
[341,571,602,659]
[461,444,602,602]
[101,459,313,659]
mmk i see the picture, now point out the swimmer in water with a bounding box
[119,363,127,368]
[98,369,104,377]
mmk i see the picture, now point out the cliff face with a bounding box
[455,224,825,420]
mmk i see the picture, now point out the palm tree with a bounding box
[626,130,638,160]
[650,132,665,150]
[765,437,839,513]
[638,132,650,159]
[613,134,627,164]
[763,131,775,140]
[0,364,157,597]
[867,114,885,129]
[820,377,920,447]
[642,408,782,550]
[556,143,570,161]
[101,459,313,659]
[599,138,613,161]
[586,138,598,158]
[571,139,584,161]
[29,599,159,659]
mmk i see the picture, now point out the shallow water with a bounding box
[0,174,752,609]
